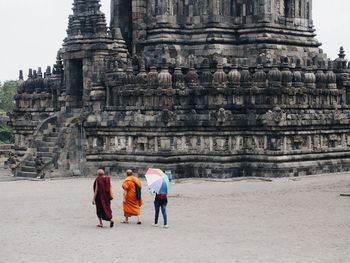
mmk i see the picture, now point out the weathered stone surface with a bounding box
[10,0,350,178]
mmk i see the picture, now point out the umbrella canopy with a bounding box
[144,168,170,194]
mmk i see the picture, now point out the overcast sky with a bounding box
[0,0,349,82]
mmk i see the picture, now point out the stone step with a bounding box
[41,157,52,163]
[39,141,56,147]
[21,165,36,172]
[49,132,59,137]
[71,108,82,113]
[66,109,81,115]
[63,113,74,119]
[37,152,54,158]
[17,171,37,178]
[15,150,26,157]
[37,147,52,153]
[14,145,27,151]
[24,160,35,166]
[43,136,58,143]
[59,120,71,127]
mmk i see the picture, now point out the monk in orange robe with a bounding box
[122,169,143,224]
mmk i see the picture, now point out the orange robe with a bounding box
[122,176,144,217]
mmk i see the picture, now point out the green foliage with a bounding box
[0,81,16,144]
[0,80,17,113]
[0,123,14,144]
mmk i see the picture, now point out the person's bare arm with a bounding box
[92,182,98,205]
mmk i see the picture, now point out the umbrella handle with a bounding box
[148,188,156,195]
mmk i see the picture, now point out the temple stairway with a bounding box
[15,109,82,178]
[15,128,59,178]
[17,160,36,178]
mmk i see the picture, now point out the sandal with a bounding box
[96,224,103,228]
[120,220,129,224]
[110,221,114,228]
[137,221,142,225]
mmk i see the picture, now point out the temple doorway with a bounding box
[65,59,84,108]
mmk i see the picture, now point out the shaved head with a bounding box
[126,169,133,176]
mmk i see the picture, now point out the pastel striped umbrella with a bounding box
[144,168,170,194]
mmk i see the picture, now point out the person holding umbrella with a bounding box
[144,168,170,229]
[153,192,168,228]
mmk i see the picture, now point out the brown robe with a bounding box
[93,175,113,221]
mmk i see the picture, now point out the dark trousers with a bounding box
[154,201,167,225]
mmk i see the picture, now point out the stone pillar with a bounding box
[151,0,177,26]
[294,0,299,17]
[154,0,172,17]
[307,0,312,25]
[132,0,147,54]
[290,0,296,17]
[258,0,272,23]
[147,0,156,16]
[127,136,133,152]
[209,0,217,16]
[230,0,237,17]
[181,136,186,151]
[156,0,166,15]
[111,0,133,51]
[279,0,285,16]
[110,0,120,29]
[221,0,231,16]
[155,137,159,152]
[301,0,305,19]
[208,0,221,24]
[268,0,280,22]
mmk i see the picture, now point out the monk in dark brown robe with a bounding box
[121,169,143,224]
[92,169,114,228]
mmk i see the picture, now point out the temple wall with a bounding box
[82,114,350,177]
[81,53,350,177]
[11,0,350,179]
[111,0,318,63]
[141,43,323,68]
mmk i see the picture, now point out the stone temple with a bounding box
[9,0,350,178]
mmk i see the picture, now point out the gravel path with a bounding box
[0,172,349,263]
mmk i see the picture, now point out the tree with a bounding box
[0,80,16,144]
[0,80,17,113]
[0,123,14,144]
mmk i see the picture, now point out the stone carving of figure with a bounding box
[298,0,302,17]
[149,0,156,16]
[246,0,254,16]
[209,0,221,16]
[193,0,202,16]
[274,0,284,17]
[157,0,167,15]
[280,0,285,16]
[217,108,226,123]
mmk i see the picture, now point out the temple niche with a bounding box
[9,0,350,179]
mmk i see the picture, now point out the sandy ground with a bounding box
[0,169,349,263]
